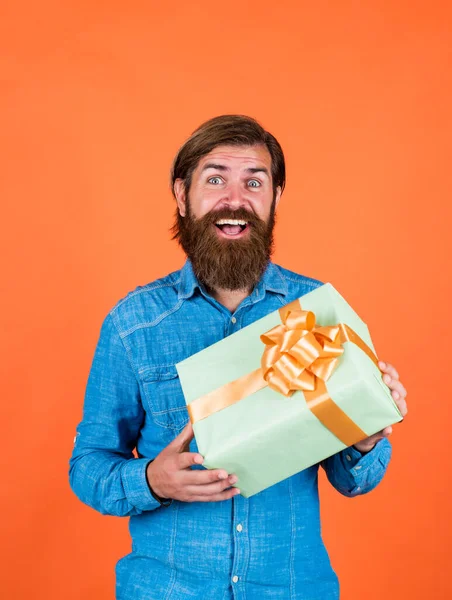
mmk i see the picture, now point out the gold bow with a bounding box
[261,304,345,396]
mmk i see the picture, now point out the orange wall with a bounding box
[2,1,451,598]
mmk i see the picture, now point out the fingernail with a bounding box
[379,361,386,369]
[218,472,227,480]
[194,455,204,464]
[384,374,391,384]
[229,475,238,484]
[234,489,241,495]
[392,391,400,400]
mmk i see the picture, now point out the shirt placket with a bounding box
[196,282,264,598]
[230,494,250,598]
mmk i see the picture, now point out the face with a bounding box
[175,144,281,235]
[172,144,282,292]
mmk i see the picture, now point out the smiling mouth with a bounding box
[215,218,249,237]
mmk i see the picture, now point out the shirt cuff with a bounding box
[341,437,392,477]
[121,458,162,512]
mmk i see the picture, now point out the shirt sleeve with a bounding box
[69,312,162,516]
[320,437,392,497]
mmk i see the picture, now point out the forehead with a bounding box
[196,144,272,171]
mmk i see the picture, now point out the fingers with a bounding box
[394,397,408,417]
[381,372,408,416]
[379,361,399,380]
[185,477,239,498]
[379,361,407,405]
[372,426,393,440]
[354,426,392,451]
[177,451,205,469]
[371,429,389,442]
[175,453,237,485]
[170,421,195,452]
[174,457,240,501]
[189,487,241,503]
[183,468,237,486]
[165,463,240,502]
[387,379,405,398]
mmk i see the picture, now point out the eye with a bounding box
[248,179,261,188]
[208,176,223,185]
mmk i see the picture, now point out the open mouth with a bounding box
[215,218,250,237]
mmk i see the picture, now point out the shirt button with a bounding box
[346,454,351,461]
[232,576,239,583]
[236,524,243,532]
[231,316,237,324]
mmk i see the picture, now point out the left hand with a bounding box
[353,361,408,453]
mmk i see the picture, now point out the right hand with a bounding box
[146,421,240,503]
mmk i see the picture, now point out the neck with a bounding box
[210,286,251,313]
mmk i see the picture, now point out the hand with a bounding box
[146,421,241,502]
[353,360,408,453]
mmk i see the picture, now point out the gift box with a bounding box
[175,283,403,498]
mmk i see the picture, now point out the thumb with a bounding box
[171,421,194,452]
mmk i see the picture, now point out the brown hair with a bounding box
[170,114,286,197]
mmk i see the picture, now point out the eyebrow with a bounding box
[201,163,270,177]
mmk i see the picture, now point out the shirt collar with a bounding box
[177,259,200,300]
[258,261,289,296]
[177,259,288,300]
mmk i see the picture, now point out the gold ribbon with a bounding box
[187,299,379,447]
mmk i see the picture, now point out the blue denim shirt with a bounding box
[69,259,392,600]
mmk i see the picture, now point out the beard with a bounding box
[171,195,277,292]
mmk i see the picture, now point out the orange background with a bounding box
[2,1,451,598]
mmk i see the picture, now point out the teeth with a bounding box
[216,219,247,226]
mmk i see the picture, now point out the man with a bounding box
[69,115,408,600]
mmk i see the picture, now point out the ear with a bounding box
[174,179,187,217]
[274,186,282,209]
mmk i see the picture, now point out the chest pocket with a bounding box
[141,365,190,431]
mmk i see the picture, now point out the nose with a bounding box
[221,181,246,210]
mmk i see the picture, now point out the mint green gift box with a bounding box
[175,283,403,498]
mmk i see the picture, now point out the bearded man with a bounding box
[69,115,408,600]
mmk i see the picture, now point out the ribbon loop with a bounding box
[259,304,345,396]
